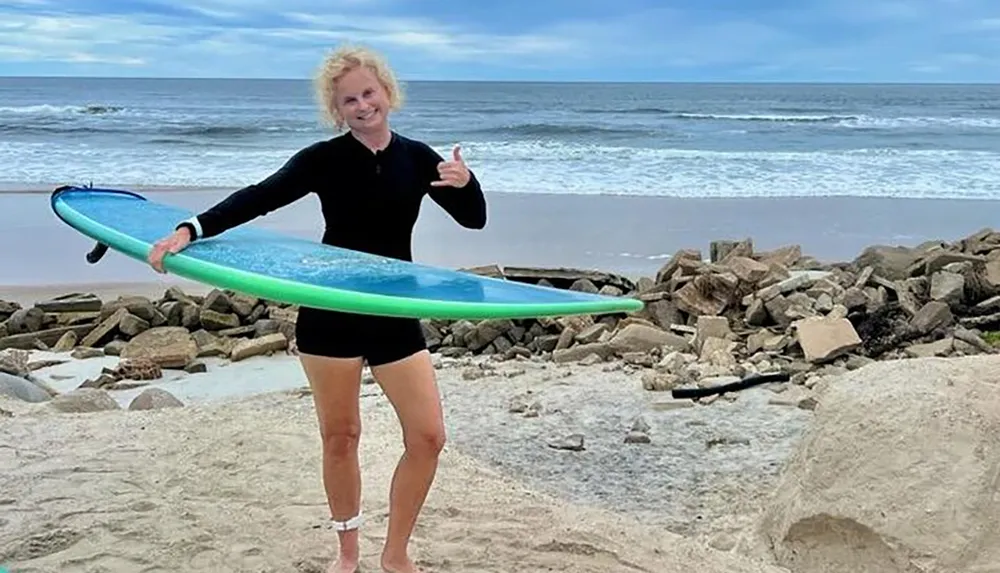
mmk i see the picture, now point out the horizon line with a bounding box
[1,74,998,86]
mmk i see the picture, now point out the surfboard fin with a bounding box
[86,241,109,264]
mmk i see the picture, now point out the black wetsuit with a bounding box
[176,131,487,365]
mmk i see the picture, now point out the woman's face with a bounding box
[334,66,390,133]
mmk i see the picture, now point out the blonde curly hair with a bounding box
[313,44,404,130]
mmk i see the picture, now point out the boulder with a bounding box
[751,356,1000,573]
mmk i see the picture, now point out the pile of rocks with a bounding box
[3,228,1000,394]
[0,287,293,390]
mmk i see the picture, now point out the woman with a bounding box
[146,44,487,573]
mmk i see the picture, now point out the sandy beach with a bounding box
[5,206,1000,572]
[2,346,796,573]
[5,305,1000,572]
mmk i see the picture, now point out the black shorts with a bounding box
[293,306,427,366]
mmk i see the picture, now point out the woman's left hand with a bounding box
[432,145,471,188]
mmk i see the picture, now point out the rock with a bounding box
[5,307,44,334]
[909,250,985,277]
[70,347,103,359]
[547,433,585,451]
[463,319,515,351]
[694,315,732,353]
[723,256,770,284]
[624,430,651,444]
[184,361,207,374]
[118,313,150,337]
[0,349,29,377]
[752,356,1000,573]
[120,326,198,368]
[79,307,129,348]
[463,264,636,293]
[230,333,289,361]
[851,245,927,280]
[35,292,103,313]
[929,270,964,307]
[0,323,96,351]
[128,388,184,410]
[699,337,738,368]
[793,316,862,363]
[199,308,240,330]
[51,330,78,352]
[552,343,614,364]
[608,323,689,355]
[909,301,953,335]
[0,371,51,402]
[673,273,739,316]
[905,338,954,358]
[101,295,161,323]
[49,388,120,413]
[635,299,683,330]
[0,299,21,319]
[642,371,680,391]
[575,323,610,344]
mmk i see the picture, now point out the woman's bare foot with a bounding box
[327,529,360,573]
[380,553,421,573]
[328,555,360,573]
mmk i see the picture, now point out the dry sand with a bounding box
[0,347,797,573]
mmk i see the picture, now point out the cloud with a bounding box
[0,0,996,80]
[283,12,576,61]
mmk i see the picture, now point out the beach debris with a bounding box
[547,433,585,451]
[77,357,164,392]
[624,415,651,444]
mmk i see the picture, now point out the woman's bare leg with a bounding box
[369,350,445,573]
[300,352,366,573]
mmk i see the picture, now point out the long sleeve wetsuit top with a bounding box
[181,132,487,262]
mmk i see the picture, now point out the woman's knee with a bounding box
[320,419,362,458]
[403,423,446,457]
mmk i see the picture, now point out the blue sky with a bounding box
[0,0,997,81]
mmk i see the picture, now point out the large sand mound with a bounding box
[746,355,1000,573]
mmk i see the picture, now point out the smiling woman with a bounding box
[142,43,489,573]
[313,45,405,131]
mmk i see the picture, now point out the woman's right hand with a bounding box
[147,227,192,273]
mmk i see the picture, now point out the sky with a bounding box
[0,0,997,82]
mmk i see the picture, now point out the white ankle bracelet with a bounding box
[330,511,363,531]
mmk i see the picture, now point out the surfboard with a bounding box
[50,185,645,320]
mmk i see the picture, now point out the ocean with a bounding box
[2,77,999,198]
[3,77,1000,288]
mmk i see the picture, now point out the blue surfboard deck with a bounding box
[50,186,644,320]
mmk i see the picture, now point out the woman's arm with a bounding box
[417,142,487,230]
[178,142,325,240]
